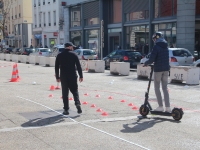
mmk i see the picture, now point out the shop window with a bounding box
[125,0,149,21]
[71,6,81,27]
[126,25,148,52]
[154,0,177,18]
[109,0,122,23]
[85,30,99,56]
[154,23,177,47]
[196,0,200,15]
[85,17,99,26]
[70,31,82,47]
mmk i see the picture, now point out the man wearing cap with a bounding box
[144,32,171,113]
[55,42,83,115]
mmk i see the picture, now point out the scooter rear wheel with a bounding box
[172,108,184,121]
[139,105,149,117]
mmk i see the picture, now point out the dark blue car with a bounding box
[103,50,143,69]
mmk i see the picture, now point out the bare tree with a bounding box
[0,0,12,40]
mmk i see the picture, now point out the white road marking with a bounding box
[16,96,150,150]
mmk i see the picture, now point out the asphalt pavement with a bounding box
[0,60,200,150]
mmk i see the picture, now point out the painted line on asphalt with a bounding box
[17,96,150,150]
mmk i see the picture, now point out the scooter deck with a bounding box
[150,111,172,116]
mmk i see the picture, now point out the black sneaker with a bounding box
[76,105,82,114]
[63,110,69,115]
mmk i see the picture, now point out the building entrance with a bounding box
[108,32,121,53]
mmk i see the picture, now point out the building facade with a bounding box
[64,0,200,58]
[0,1,3,45]
[5,0,33,48]
[32,0,68,48]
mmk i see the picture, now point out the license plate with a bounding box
[88,56,93,59]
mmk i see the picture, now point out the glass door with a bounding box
[110,36,120,52]
[108,32,121,54]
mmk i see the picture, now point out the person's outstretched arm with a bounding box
[144,46,157,66]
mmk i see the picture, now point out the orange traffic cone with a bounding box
[10,64,19,82]
[15,63,20,79]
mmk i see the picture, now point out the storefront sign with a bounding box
[53,32,58,36]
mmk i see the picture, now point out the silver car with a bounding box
[73,49,98,60]
[30,48,52,57]
[140,48,195,66]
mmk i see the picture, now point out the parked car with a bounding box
[140,48,195,66]
[4,47,13,54]
[73,49,98,60]
[103,50,143,69]
[30,48,52,56]
[51,45,65,57]
[12,48,21,55]
[19,47,36,55]
[193,59,200,67]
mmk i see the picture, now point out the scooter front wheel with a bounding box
[139,105,149,117]
[172,108,184,121]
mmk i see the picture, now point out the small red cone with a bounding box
[84,93,89,96]
[121,99,126,102]
[128,103,134,106]
[108,96,113,100]
[82,101,88,104]
[69,97,73,100]
[132,105,138,110]
[168,88,170,92]
[50,85,55,91]
[96,108,103,112]
[101,112,108,116]
[49,94,53,97]
[96,94,100,98]
[91,104,96,108]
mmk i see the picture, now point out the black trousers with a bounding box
[60,76,81,110]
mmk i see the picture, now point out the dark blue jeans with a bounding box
[60,76,81,110]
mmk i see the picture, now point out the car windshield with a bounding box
[83,50,96,55]
[40,49,50,52]
[25,48,35,52]
[125,51,142,56]
[172,50,192,57]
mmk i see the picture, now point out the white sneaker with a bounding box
[154,106,164,112]
[165,107,171,113]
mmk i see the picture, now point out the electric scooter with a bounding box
[139,65,184,121]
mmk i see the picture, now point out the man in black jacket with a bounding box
[144,32,171,112]
[55,42,83,115]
